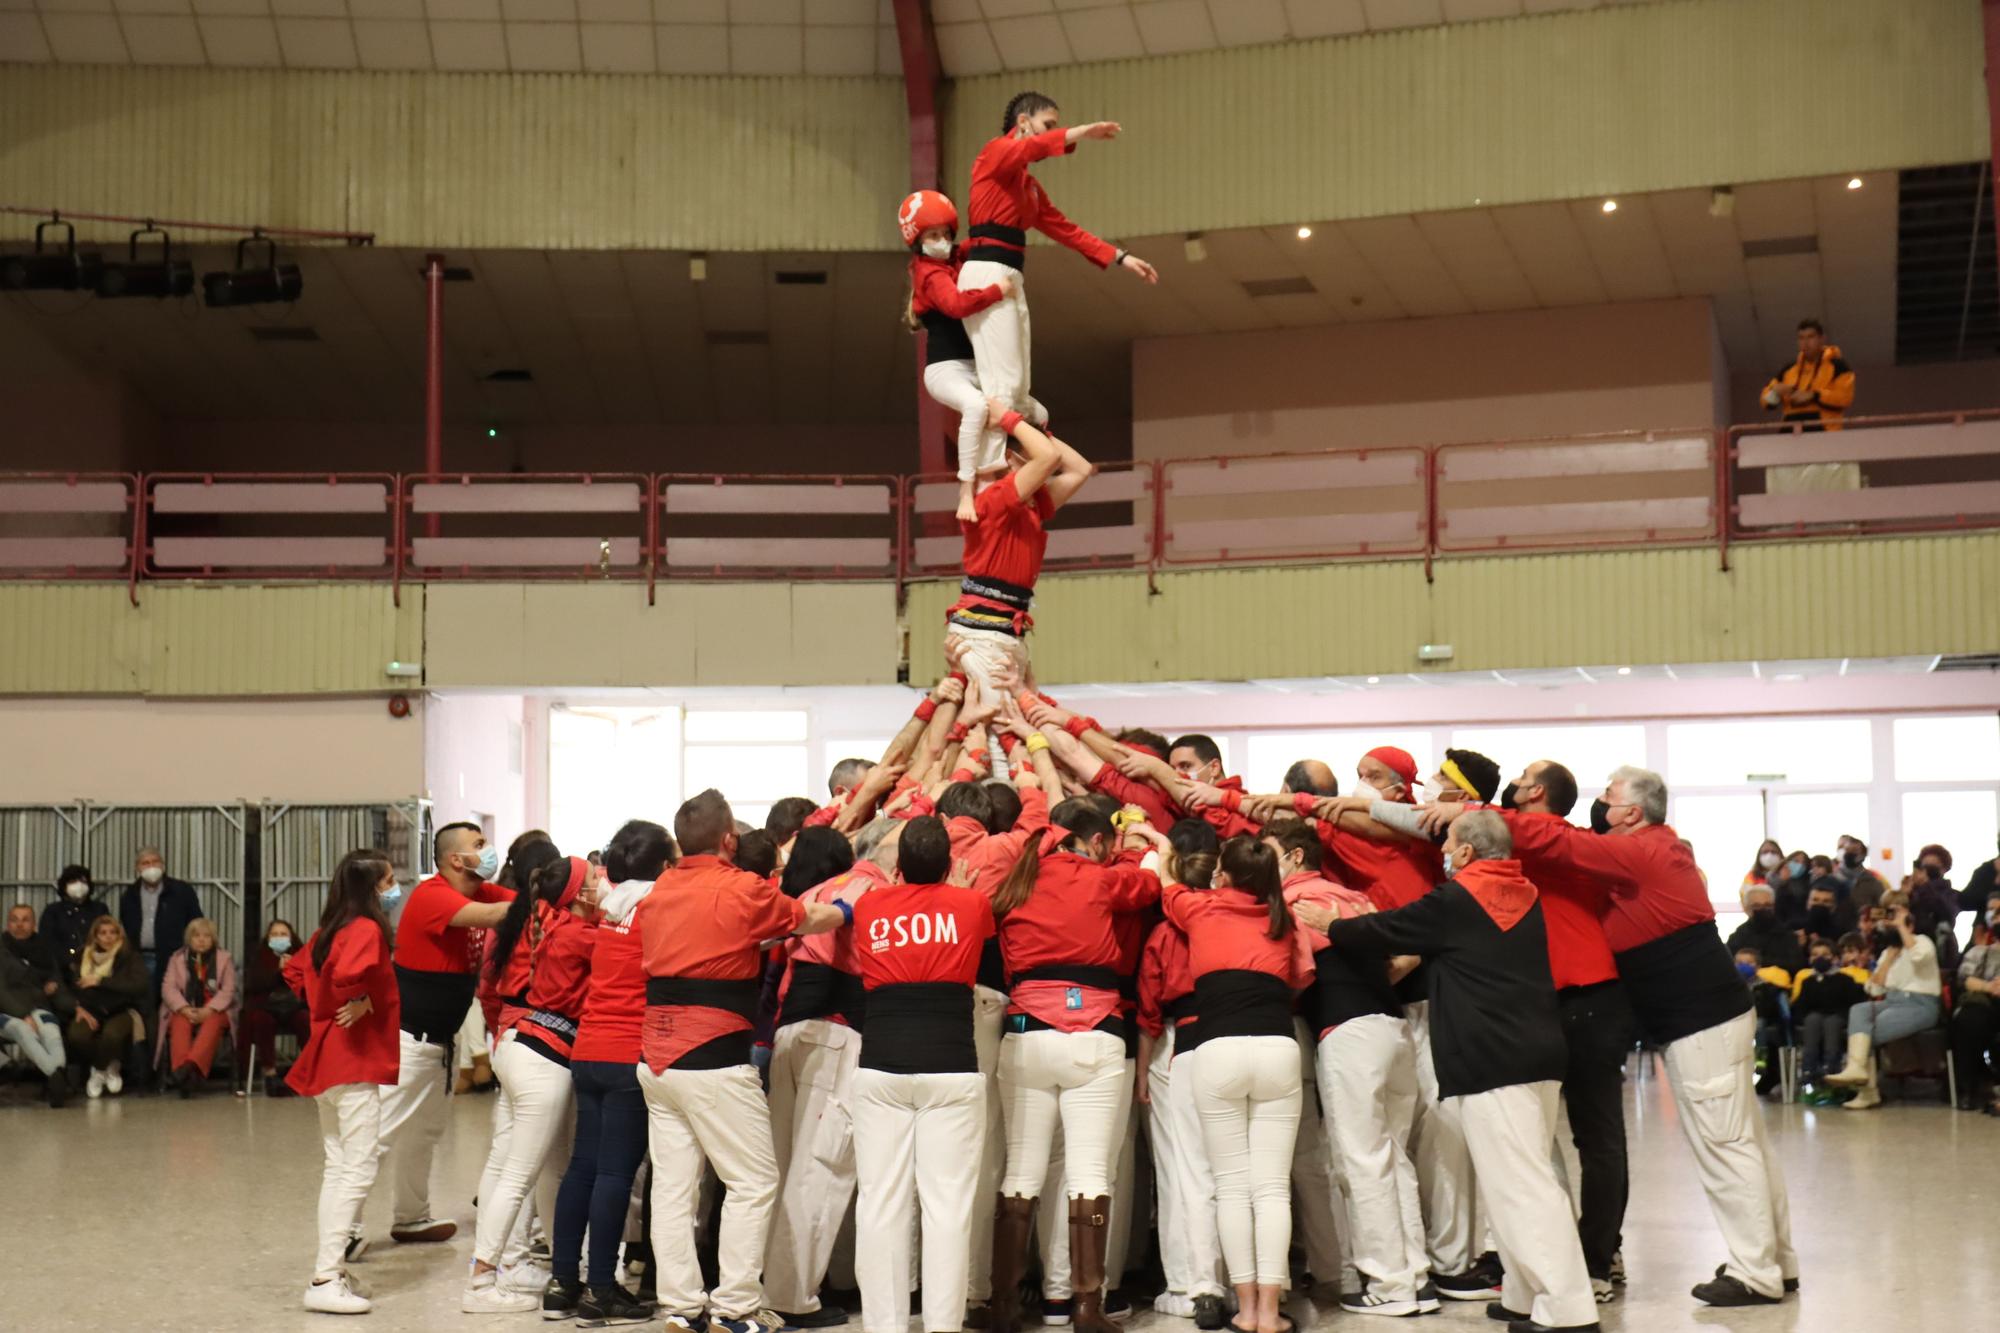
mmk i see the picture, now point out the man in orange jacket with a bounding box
[1760,318,1856,432]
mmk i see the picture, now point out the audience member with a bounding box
[6,901,73,1018]
[1788,939,1869,1103]
[1769,851,1812,926]
[1800,881,1848,947]
[66,915,149,1097]
[1734,947,1793,1098]
[1742,840,1785,892]
[1906,845,1957,937]
[158,917,239,1098]
[1828,836,1888,912]
[39,864,110,976]
[2,905,71,1105]
[1962,840,1999,922]
[1826,892,1942,1110]
[1950,889,2000,1112]
[239,918,310,1097]
[1727,884,1803,974]
[1759,316,1856,434]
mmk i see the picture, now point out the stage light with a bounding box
[1617,666,1632,676]
[1601,199,1618,214]
[1297,225,1313,239]
[94,225,193,300]
[1846,177,1863,191]
[0,218,102,292]
[203,234,303,308]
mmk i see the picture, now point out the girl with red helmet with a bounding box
[900,187,1044,523]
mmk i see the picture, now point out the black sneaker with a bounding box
[1484,1302,1529,1323]
[1711,1264,1798,1295]
[1106,1291,1132,1323]
[1414,1282,1441,1314]
[543,1277,582,1321]
[1041,1300,1072,1326]
[1192,1295,1227,1331]
[45,1070,69,1108]
[1436,1270,1503,1301]
[777,1307,849,1329]
[1690,1275,1781,1307]
[577,1286,659,1327]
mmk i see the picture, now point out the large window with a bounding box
[1769,791,1870,858]
[548,706,683,859]
[1894,715,2000,782]
[1449,724,1648,797]
[683,710,809,829]
[1667,793,1766,913]
[1666,718,1872,787]
[1901,790,1999,882]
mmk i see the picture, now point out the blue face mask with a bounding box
[268,935,292,955]
[379,881,404,912]
[1736,960,1758,979]
[474,845,500,882]
[1787,859,1806,878]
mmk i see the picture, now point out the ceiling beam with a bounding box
[893,0,951,485]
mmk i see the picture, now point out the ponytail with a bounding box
[1166,848,1217,890]
[902,278,921,334]
[1220,837,1289,940]
[991,796,1116,917]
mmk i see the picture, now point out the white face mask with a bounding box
[1353,781,1382,803]
[139,866,164,885]
[1759,851,1781,870]
[921,236,951,261]
[65,881,89,901]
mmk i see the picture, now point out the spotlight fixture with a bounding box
[1616,666,1632,676]
[94,225,193,300]
[0,217,102,292]
[1601,199,1618,214]
[202,233,303,308]
[1296,225,1313,239]
[1846,177,1863,191]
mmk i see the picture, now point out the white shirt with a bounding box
[1872,934,1941,998]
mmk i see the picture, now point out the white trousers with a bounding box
[1458,1082,1597,1329]
[473,1033,577,1267]
[1037,1059,1139,1298]
[1316,1015,1426,1302]
[1148,1030,1226,1299]
[1192,1034,1302,1287]
[1289,1019,1350,1288]
[640,1061,781,1319]
[853,1068,987,1333]
[999,1029,1128,1199]
[958,259,1033,465]
[966,985,1010,1302]
[315,1082,383,1281]
[1404,1000,1479,1276]
[1660,1009,1797,1299]
[924,359,1048,482]
[950,624,1032,704]
[765,1018,863,1312]
[471,1037,545,1268]
[376,1030,450,1227]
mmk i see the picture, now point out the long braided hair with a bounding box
[1001,91,1058,136]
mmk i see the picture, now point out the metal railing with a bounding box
[5,412,1998,599]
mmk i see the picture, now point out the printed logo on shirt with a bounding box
[868,912,962,953]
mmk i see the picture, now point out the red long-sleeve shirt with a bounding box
[946,785,1053,894]
[1499,816,1713,954]
[1136,919,1196,1040]
[638,855,805,1072]
[1162,880,1313,990]
[1198,776,1262,840]
[775,861,885,1029]
[998,849,1159,1028]
[1506,811,1618,990]
[966,127,1117,269]
[1293,794,1440,911]
[284,919,399,1097]
[910,252,1006,321]
[1087,763,1179,832]
[571,880,651,1066]
[511,909,595,1061]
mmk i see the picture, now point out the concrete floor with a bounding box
[2,1060,1990,1332]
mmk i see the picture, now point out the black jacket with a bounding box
[2,932,75,1019]
[1726,913,1804,974]
[39,897,112,978]
[119,876,203,956]
[1327,863,1567,1100]
[75,945,150,1020]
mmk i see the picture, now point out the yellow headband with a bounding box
[1440,757,1480,800]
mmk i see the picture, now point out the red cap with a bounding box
[1365,745,1419,795]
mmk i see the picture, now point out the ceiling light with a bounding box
[1616,666,1632,676]
[1296,226,1313,239]
[94,225,193,300]
[1601,199,1618,214]
[1365,676,1380,685]
[202,234,302,308]
[1846,177,1863,190]
[485,427,499,439]
[1773,672,1804,683]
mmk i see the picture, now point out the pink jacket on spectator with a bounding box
[154,945,240,1061]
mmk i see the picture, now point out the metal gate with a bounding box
[0,804,86,924]
[260,801,433,942]
[84,804,250,959]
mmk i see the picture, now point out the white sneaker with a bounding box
[1339,1286,1420,1318]
[304,1275,373,1315]
[104,1067,124,1095]
[500,1261,553,1294]
[1592,1278,1617,1304]
[86,1069,106,1099]
[462,1277,539,1314]
[1152,1292,1195,1318]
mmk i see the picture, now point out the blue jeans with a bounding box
[3,1011,66,1077]
[1847,992,1942,1045]
[554,1059,649,1288]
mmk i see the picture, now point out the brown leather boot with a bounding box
[1068,1195,1117,1333]
[988,1195,1036,1333]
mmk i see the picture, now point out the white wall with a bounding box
[423,691,531,839]
[0,695,425,804]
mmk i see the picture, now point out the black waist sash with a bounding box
[778,961,866,1030]
[966,222,1028,270]
[860,982,977,1075]
[646,976,761,1070]
[396,964,476,1045]
[1193,970,1293,1041]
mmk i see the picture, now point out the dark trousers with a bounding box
[1558,981,1635,1281]
[237,1006,311,1073]
[554,1058,650,1288]
[1950,1000,1999,1089]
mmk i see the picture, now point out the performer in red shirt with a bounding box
[287,849,400,1317]
[948,401,1093,699]
[957,91,1156,473]
[849,816,999,1333]
[986,799,1160,1333]
[635,790,846,1333]
[1148,833,1312,1333]
[547,820,676,1326]
[375,821,514,1252]
[465,854,599,1313]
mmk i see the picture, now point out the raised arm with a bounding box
[1043,431,1095,513]
[987,399,1062,501]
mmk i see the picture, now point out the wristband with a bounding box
[966,748,988,770]
[947,671,968,687]
[998,409,1024,436]
[913,697,938,723]
[1063,715,1100,741]
[951,768,976,784]
[1025,733,1051,755]
[947,722,970,744]
[997,731,1019,754]
[834,897,854,927]
[1112,248,1127,267]
[1292,792,1318,819]
[1223,787,1243,814]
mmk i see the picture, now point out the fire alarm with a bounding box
[387,694,411,719]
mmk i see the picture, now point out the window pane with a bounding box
[684,710,809,744]
[1666,718,1872,787]
[1901,790,1999,884]
[549,707,682,857]
[684,745,809,804]
[1668,793,1766,914]
[1243,729,1434,797]
[1449,725,1649,798]
[1770,791,1870,862]
[1894,715,2000,782]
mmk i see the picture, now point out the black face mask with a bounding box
[1806,905,1836,935]
[1498,782,1520,811]
[1750,906,1776,925]
[1589,798,1612,835]
[1842,852,1863,870]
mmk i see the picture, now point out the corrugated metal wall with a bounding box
[942,0,1989,241]
[907,533,2000,685]
[0,68,906,252]
[0,584,421,696]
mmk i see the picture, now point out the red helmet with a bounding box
[898,190,958,247]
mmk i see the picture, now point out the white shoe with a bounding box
[86,1069,106,1099]
[104,1067,123,1095]
[304,1275,373,1315]
[462,1278,539,1314]
[1844,1083,1882,1109]
[1339,1286,1420,1318]
[1152,1292,1195,1318]
[500,1261,553,1294]
[1593,1278,1617,1304]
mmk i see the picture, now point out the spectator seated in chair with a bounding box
[1735,947,1795,1098]
[1789,937,1870,1104]
[1950,888,2000,1113]
[239,918,310,1098]
[1826,892,1941,1110]
[3,903,74,1106]
[66,915,149,1098]
[157,917,239,1098]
